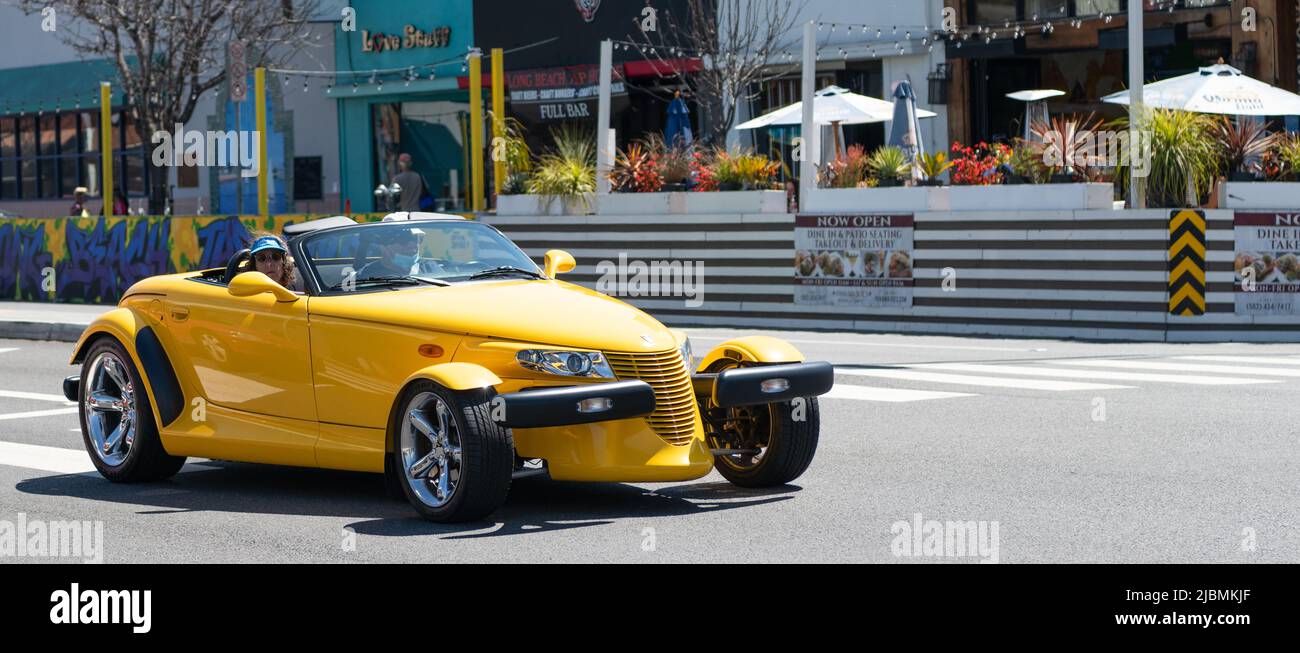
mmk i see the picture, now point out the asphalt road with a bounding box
[1,330,1298,563]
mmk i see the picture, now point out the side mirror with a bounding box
[228,271,298,302]
[543,249,576,278]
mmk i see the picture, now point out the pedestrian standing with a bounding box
[392,153,425,212]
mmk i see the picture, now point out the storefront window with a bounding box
[1025,0,1070,19]
[371,103,401,189]
[973,0,1018,24]
[1076,0,1123,16]
[0,110,134,200]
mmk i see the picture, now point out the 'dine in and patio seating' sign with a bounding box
[794,214,914,308]
[1235,212,1300,316]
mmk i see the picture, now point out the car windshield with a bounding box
[300,220,542,291]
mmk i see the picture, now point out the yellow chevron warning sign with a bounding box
[1168,209,1206,316]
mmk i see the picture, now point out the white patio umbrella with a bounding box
[736,85,936,159]
[1101,63,1300,115]
[1007,89,1065,140]
[736,85,937,129]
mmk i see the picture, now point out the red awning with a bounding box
[622,57,703,78]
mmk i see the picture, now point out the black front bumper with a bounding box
[63,375,80,402]
[692,361,834,407]
[496,380,656,428]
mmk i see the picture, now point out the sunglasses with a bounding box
[254,251,285,263]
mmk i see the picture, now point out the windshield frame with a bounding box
[293,219,542,296]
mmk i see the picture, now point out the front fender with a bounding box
[67,306,185,428]
[70,307,145,365]
[696,335,805,372]
[402,362,503,391]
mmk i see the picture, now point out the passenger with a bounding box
[245,233,303,292]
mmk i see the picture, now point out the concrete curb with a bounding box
[0,320,85,343]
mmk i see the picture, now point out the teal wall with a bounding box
[334,0,474,212]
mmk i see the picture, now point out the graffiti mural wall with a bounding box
[0,215,384,304]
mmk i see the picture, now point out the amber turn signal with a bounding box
[418,344,444,358]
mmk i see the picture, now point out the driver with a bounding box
[358,228,423,278]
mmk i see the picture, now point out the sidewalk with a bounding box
[0,302,110,343]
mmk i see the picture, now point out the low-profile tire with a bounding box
[703,360,820,488]
[711,397,820,488]
[389,381,513,522]
[78,337,186,482]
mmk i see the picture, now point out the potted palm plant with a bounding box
[917,151,953,187]
[499,125,595,215]
[1114,108,1222,208]
[867,146,911,187]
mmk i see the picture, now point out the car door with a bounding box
[163,278,317,424]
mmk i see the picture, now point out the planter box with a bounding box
[1218,182,1300,210]
[803,186,936,212]
[947,183,1113,211]
[598,190,786,215]
[496,193,594,216]
[803,183,1113,213]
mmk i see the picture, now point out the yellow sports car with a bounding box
[62,213,833,522]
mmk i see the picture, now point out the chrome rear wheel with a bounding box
[83,351,138,468]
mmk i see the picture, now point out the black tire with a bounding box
[389,381,513,522]
[704,361,820,488]
[712,397,820,487]
[78,337,186,483]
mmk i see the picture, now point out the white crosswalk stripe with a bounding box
[836,367,1132,391]
[0,348,17,355]
[0,389,76,404]
[0,441,216,476]
[1175,355,1300,367]
[823,384,976,403]
[0,407,79,421]
[1049,359,1300,377]
[909,363,1278,386]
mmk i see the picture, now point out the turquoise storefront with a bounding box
[334,0,475,213]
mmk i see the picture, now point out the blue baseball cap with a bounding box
[249,236,287,256]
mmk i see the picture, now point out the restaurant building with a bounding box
[942,0,1299,144]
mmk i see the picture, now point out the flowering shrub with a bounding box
[950,141,1010,185]
[691,150,717,191]
[609,142,664,192]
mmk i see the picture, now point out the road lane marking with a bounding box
[0,441,94,474]
[689,335,1047,353]
[0,441,216,476]
[835,367,1131,391]
[912,363,1276,386]
[0,390,76,404]
[1050,359,1300,377]
[0,407,79,421]
[1175,355,1300,367]
[0,348,17,354]
[823,384,977,403]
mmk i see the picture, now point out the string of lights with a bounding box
[611,0,1231,65]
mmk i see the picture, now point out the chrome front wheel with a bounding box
[389,382,515,523]
[400,392,463,509]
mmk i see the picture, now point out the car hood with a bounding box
[306,279,680,352]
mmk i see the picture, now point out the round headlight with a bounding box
[565,353,590,374]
